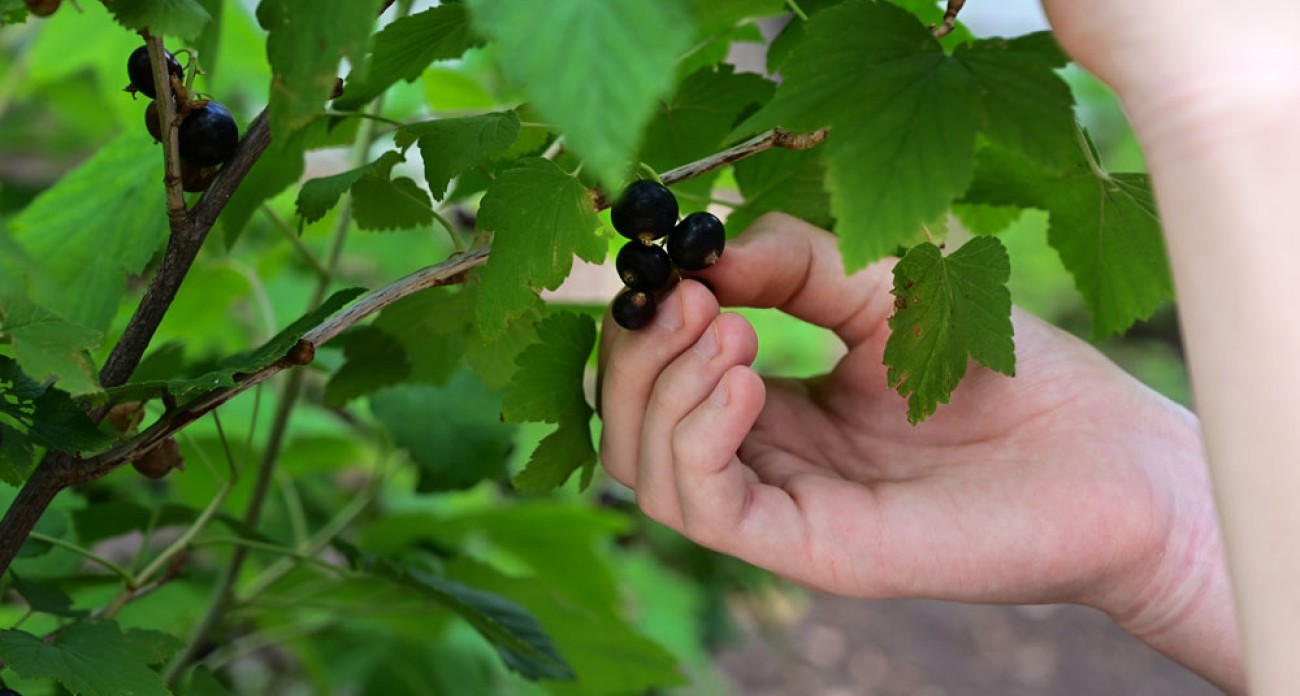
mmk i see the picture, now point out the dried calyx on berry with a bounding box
[127,45,184,100]
[612,289,657,331]
[611,179,678,243]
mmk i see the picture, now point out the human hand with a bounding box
[598,213,1224,632]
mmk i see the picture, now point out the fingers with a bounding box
[598,280,720,487]
[693,212,897,347]
[635,313,759,527]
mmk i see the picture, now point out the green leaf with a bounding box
[738,0,1076,269]
[0,423,35,486]
[639,65,774,212]
[0,356,111,459]
[467,301,541,390]
[370,371,515,493]
[182,668,232,696]
[466,0,695,189]
[953,34,1077,170]
[502,313,595,424]
[0,296,101,396]
[0,0,27,24]
[110,0,213,41]
[325,287,474,406]
[447,557,683,693]
[259,0,379,140]
[323,327,411,408]
[356,554,574,681]
[964,143,1171,336]
[394,111,520,201]
[503,312,598,491]
[0,620,172,696]
[474,159,603,336]
[729,147,832,233]
[952,202,1023,236]
[8,133,169,331]
[512,421,596,493]
[350,174,433,231]
[335,3,484,111]
[296,150,404,224]
[10,573,86,618]
[165,288,365,400]
[883,236,1015,423]
[220,137,306,247]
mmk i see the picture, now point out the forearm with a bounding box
[1125,85,1300,695]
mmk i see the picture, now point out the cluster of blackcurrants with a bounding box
[610,180,726,330]
[127,45,239,192]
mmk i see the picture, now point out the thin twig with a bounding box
[145,34,189,235]
[931,0,966,38]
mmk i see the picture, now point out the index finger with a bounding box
[693,212,897,347]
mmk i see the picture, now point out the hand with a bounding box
[598,213,1220,624]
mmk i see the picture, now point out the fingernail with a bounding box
[656,291,683,331]
[708,376,729,407]
[692,323,720,359]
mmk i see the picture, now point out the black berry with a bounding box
[612,289,656,331]
[24,0,60,16]
[0,687,25,695]
[611,180,678,243]
[181,161,220,193]
[127,45,184,100]
[145,101,162,142]
[668,211,726,271]
[179,101,239,166]
[616,241,673,292]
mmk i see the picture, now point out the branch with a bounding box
[593,127,829,209]
[145,34,188,234]
[931,0,966,38]
[0,123,827,577]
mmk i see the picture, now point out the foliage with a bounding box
[0,0,1169,694]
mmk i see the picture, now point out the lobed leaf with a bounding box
[0,620,173,696]
[394,111,520,201]
[335,3,483,110]
[884,236,1015,423]
[110,0,212,41]
[467,0,695,190]
[474,159,603,336]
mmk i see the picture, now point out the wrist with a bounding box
[1086,404,1245,694]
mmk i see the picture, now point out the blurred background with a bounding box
[0,1,1213,694]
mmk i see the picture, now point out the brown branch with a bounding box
[0,120,830,577]
[931,0,966,38]
[593,127,829,209]
[146,35,189,234]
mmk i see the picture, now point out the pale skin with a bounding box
[600,2,1300,694]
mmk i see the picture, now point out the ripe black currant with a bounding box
[181,161,220,193]
[127,45,184,100]
[24,0,60,17]
[616,241,673,292]
[611,179,678,243]
[668,211,726,271]
[612,289,656,331]
[145,101,162,142]
[178,101,239,166]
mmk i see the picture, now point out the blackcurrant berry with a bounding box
[127,45,184,100]
[668,211,726,271]
[24,0,60,17]
[612,289,656,331]
[132,437,183,480]
[179,101,239,166]
[181,160,220,193]
[145,101,163,142]
[0,688,23,696]
[616,241,673,292]
[611,179,678,243]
